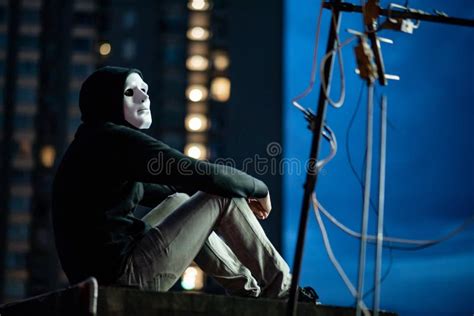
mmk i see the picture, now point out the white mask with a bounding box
[123,72,152,129]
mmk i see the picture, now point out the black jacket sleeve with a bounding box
[140,183,177,208]
[114,126,269,198]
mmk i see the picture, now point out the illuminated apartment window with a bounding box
[99,42,111,56]
[181,265,204,290]
[185,143,208,160]
[185,113,208,132]
[40,145,56,168]
[186,55,209,71]
[187,26,210,41]
[210,77,230,102]
[212,50,230,71]
[188,0,211,11]
[186,84,208,102]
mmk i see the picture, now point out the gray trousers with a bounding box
[116,192,292,298]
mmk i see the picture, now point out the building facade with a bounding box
[0,0,283,302]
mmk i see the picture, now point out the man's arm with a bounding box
[115,126,268,199]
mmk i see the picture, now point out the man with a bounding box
[52,66,317,301]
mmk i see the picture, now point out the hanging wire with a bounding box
[292,0,352,112]
[314,197,474,248]
[318,18,354,108]
[291,0,325,114]
[312,193,371,316]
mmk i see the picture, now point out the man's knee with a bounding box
[169,192,190,203]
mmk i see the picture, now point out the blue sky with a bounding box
[282,1,474,315]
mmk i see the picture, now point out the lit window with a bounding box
[210,77,231,102]
[186,85,208,102]
[187,26,210,41]
[99,42,111,56]
[181,266,204,290]
[213,51,230,71]
[184,143,207,160]
[40,145,56,168]
[188,0,210,11]
[185,114,208,132]
[186,55,209,71]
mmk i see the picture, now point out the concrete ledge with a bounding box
[99,286,398,316]
[0,278,398,316]
[0,277,97,316]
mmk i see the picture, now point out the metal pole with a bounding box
[286,1,342,315]
[355,82,374,316]
[373,95,387,316]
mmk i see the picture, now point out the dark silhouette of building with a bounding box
[0,0,283,302]
[0,0,100,302]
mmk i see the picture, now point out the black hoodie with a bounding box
[52,66,269,285]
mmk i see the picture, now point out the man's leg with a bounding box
[126,192,291,298]
[139,193,261,297]
[214,196,292,298]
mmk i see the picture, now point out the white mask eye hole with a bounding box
[124,88,134,97]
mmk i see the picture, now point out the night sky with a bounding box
[283,1,474,315]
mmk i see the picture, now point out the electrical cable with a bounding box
[291,0,325,114]
[314,196,474,248]
[318,125,338,169]
[292,1,352,113]
[317,88,472,305]
[345,81,366,189]
[319,22,355,108]
[312,192,371,316]
[343,89,474,250]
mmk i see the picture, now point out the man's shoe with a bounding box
[298,286,319,304]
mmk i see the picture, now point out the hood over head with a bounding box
[79,66,143,126]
